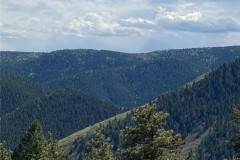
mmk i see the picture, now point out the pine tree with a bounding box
[12,120,47,160]
[119,104,184,160]
[0,142,12,160]
[231,107,240,159]
[12,120,65,160]
[85,129,116,160]
[232,107,240,124]
[45,132,66,160]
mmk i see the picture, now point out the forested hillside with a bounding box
[156,58,240,159]
[1,46,240,107]
[65,58,240,159]
[0,72,123,149]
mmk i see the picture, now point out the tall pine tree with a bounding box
[231,107,240,159]
[12,120,47,160]
[45,132,65,160]
[85,128,116,160]
[12,120,65,160]
[119,104,184,160]
[0,142,12,160]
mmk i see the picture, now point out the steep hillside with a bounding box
[58,73,207,150]
[64,58,240,159]
[0,72,45,117]
[0,72,123,149]
[155,58,240,159]
[1,46,240,107]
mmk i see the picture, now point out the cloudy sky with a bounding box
[1,0,240,53]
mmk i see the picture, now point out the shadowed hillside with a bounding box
[0,72,123,149]
[64,58,240,159]
[1,46,240,107]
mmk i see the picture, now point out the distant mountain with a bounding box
[0,72,123,149]
[64,58,240,159]
[1,46,240,107]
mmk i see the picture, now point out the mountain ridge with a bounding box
[1,46,240,107]
[58,71,211,150]
[64,58,240,159]
[0,72,124,149]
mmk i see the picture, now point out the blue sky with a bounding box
[1,0,240,53]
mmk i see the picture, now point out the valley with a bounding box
[1,46,240,159]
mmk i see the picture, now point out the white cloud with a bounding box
[154,2,240,33]
[65,12,141,36]
[155,2,202,22]
[0,0,240,52]
[119,17,155,31]
[155,4,202,22]
[0,29,24,39]
[121,18,155,25]
[156,9,202,22]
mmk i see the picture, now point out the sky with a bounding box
[1,0,240,53]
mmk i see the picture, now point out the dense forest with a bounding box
[1,105,186,160]
[156,58,240,159]
[1,46,240,159]
[0,72,124,149]
[66,58,240,159]
[1,46,240,107]
[1,120,65,160]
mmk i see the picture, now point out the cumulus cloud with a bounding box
[0,29,24,39]
[120,17,155,30]
[65,12,140,36]
[1,0,240,52]
[156,9,202,22]
[121,18,155,25]
[156,7,201,22]
[154,3,240,33]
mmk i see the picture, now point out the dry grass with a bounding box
[181,129,210,159]
[58,109,133,150]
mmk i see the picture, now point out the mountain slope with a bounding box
[64,58,240,159]
[58,72,208,149]
[155,58,240,159]
[1,46,240,107]
[0,72,45,118]
[0,72,123,149]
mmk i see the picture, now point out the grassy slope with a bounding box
[58,72,209,155]
[59,110,132,149]
[59,58,240,159]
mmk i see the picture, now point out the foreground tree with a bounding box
[119,104,184,160]
[12,120,46,160]
[231,107,240,159]
[0,142,12,160]
[85,129,116,160]
[12,120,65,160]
[45,132,66,160]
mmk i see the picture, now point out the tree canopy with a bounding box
[231,107,240,158]
[12,120,65,160]
[119,104,184,160]
[0,142,12,160]
[85,129,116,160]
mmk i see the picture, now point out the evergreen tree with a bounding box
[45,132,66,160]
[85,129,116,160]
[119,104,184,160]
[231,107,240,158]
[232,107,240,124]
[12,120,47,160]
[0,142,12,160]
[12,120,65,160]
